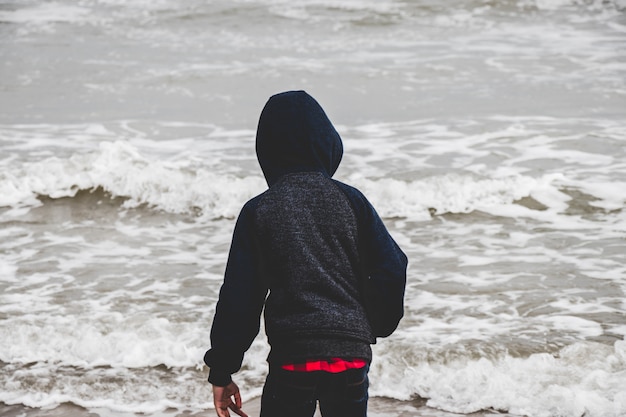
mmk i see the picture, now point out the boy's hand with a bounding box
[212,381,248,417]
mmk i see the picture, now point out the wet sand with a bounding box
[0,398,515,417]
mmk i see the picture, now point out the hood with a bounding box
[256,90,343,187]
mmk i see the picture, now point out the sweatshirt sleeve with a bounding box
[333,181,408,338]
[203,198,268,386]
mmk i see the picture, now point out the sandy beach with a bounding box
[1,398,515,417]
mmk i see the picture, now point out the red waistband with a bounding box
[281,357,367,373]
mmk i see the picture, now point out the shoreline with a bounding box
[0,398,516,417]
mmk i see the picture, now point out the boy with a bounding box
[204,90,408,417]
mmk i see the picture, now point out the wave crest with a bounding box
[0,141,570,220]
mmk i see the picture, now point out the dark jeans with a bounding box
[260,364,369,417]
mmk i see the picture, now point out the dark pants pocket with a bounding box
[260,368,318,417]
[319,367,369,417]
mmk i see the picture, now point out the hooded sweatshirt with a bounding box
[204,91,407,386]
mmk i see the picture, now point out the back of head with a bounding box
[256,90,343,187]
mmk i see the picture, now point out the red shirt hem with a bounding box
[281,357,367,373]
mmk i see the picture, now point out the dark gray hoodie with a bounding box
[204,91,407,386]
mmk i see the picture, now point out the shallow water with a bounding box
[1,1,625,416]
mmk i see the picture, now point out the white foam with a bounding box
[0,141,265,219]
[2,136,620,231]
[578,180,626,211]
[0,317,268,412]
[525,0,626,11]
[371,339,626,417]
[0,313,205,368]
[5,321,622,417]
[532,0,578,10]
[353,173,543,220]
[1,141,577,222]
[0,261,18,283]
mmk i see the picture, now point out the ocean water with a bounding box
[1,0,625,416]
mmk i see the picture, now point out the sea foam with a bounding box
[371,338,626,417]
[1,335,624,416]
[0,141,574,222]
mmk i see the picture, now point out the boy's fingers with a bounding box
[216,405,230,417]
[234,391,242,408]
[229,403,248,417]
